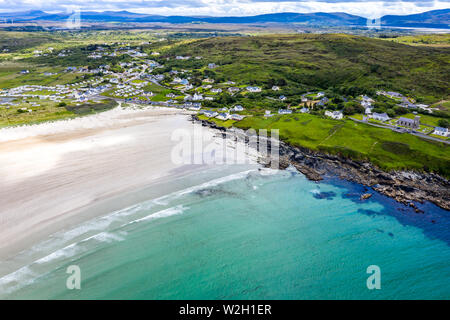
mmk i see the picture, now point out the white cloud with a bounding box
[0,0,448,17]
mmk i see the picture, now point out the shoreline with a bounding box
[0,106,259,270]
[1,108,447,277]
[0,110,448,296]
[194,115,450,211]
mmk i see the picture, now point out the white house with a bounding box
[300,107,309,113]
[188,105,202,111]
[246,86,261,93]
[325,111,343,120]
[231,114,245,121]
[203,110,218,118]
[278,109,292,115]
[228,87,240,94]
[361,100,372,108]
[433,127,449,137]
[216,113,230,121]
[232,105,244,112]
[360,95,374,108]
[372,112,390,122]
[193,93,203,101]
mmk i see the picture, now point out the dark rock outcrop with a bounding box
[192,115,450,211]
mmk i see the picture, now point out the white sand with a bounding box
[0,106,258,261]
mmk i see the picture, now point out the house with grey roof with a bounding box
[372,112,390,122]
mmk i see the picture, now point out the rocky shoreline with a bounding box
[193,115,450,212]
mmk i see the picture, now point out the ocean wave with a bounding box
[125,205,188,226]
[35,242,81,264]
[0,266,37,296]
[0,230,128,296]
[20,170,256,263]
[0,168,267,296]
[154,169,257,203]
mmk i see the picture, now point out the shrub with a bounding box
[437,119,449,128]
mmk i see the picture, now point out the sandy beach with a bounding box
[0,106,258,267]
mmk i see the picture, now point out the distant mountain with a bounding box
[0,10,51,20]
[381,9,450,29]
[176,12,368,26]
[0,9,448,29]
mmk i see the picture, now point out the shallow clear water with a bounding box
[1,168,449,299]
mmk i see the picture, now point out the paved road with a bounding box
[350,117,449,145]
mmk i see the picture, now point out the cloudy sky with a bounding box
[0,0,449,18]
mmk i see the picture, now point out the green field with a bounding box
[384,34,450,47]
[0,99,117,127]
[230,114,450,177]
[198,114,236,128]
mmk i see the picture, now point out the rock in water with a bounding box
[360,193,373,200]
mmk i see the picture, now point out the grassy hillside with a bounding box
[233,114,450,177]
[383,34,450,47]
[164,34,450,103]
[0,31,56,53]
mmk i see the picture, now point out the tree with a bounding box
[437,119,450,128]
[190,78,202,87]
[393,106,408,115]
[386,109,396,118]
[343,101,364,115]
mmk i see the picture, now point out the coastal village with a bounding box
[1,5,450,302]
[1,43,449,142]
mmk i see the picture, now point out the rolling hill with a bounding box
[162,34,450,103]
[0,9,448,29]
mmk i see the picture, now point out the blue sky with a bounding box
[0,0,448,18]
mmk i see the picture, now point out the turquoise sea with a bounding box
[1,166,449,299]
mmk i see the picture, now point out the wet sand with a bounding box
[0,106,256,263]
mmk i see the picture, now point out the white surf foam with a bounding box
[125,205,188,226]
[0,168,267,295]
